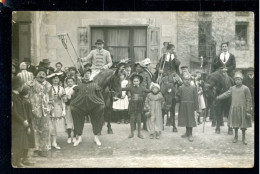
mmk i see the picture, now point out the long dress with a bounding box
[218,85,252,128]
[113,80,129,110]
[26,79,52,151]
[49,85,66,135]
[144,92,165,134]
[64,85,77,129]
[176,84,199,127]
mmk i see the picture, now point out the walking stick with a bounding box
[156,57,166,85]
[57,33,81,74]
[203,111,206,133]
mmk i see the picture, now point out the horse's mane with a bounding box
[93,69,116,89]
[207,70,232,91]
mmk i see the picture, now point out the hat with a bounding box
[46,72,63,79]
[20,85,30,96]
[23,58,31,63]
[181,66,188,70]
[183,73,191,80]
[12,76,23,90]
[42,59,51,64]
[95,39,105,45]
[221,42,229,46]
[38,59,50,67]
[150,82,160,90]
[247,67,254,71]
[135,61,146,68]
[34,67,47,76]
[130,73,143,83]
[141,58,151,65]
[82,67,92,75]
[68,66,77,72]
[218,66,228,71]
[19,62,27,70]
[234,72,243,79]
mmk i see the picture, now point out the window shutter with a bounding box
[147,27,160,66]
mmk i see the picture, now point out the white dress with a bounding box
[64,85,77,129]
[113,80,129,110]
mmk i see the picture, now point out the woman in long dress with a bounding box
[47,72,66,149]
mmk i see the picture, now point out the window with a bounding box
[91,27,147,63]
[235,22,248,49]
[235,12,249,16]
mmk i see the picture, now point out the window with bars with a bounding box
[91,27,147,63]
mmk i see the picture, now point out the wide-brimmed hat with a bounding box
[150,82,160,90]
[34,67,47,76]
[68,66,77,72]
[95,39,105,45]
[135,61,146,68]
[46,72,63,81]
[130,73,143,83]
[141,58,151,65]
[234,72,243,79]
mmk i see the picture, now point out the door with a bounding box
[18,22,31,63]
[147,27,160,64]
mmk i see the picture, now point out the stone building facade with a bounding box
[12,11,254,73]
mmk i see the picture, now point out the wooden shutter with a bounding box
[147,27,160,65]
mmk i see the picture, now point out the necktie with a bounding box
[223,53,226,62]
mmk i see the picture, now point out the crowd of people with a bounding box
[11,39,254,168]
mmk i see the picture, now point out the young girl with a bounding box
[48,72,66,149]
[176,73,199,142]
[144,82,165,139]
[113,72,129,124]
[64,77,77,144]
[217,72,252,145]
[124,73,150,139]
[195,71,206,125]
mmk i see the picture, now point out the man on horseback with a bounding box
[78,39,112,80]
[70,68,105,146]
[212,42,236,77]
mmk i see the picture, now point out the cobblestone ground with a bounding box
[30,120,255,168]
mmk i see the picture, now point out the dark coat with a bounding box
[158,53,181,76]
[12,92,29,154]
[27,65,36,74]
[212,53,236,76]
[243,76,254,100]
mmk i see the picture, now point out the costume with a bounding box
[212,52,236,76]
[176,84,199,127]
[17,70,34,84]
[158,52,181,76]
[218,85,252,128]
[64,85,77,129]
[70,80,105,136]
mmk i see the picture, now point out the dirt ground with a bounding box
[30,120,254,168]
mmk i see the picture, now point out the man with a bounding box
[54,62,66,86]
[157,44,181,84]
[78,39,112,79]
[243,67,254,121]
[212,42,236,77]
[24,58,36,74]
[17,62,34,84]
[180,66,189,80]
[70,68,105,147]
[37,59,55,76]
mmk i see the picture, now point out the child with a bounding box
[195,70,206,125]
[144,82,165,139]
[113,72,129,124]
[124,73,150,139]
[217,72,252,145]
[47,72,66,149]
[176,73,199,142]
[64,77,77,144]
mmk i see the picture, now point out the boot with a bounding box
[150,134,154,139]
[242,129,247,145]
[228,127,233,135]
[172,116,178,132]
[181,127,189,138]
[128,120,135,138]
[197,116,201,125]
[155,131,159,139]
[94,135,101,146]
[188,128,194,142]
[137,121,144,139]
[215,127,220,134]
[212,122,216,127]
[232,128,238,143]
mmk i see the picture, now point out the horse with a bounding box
[204,69,234,134]
[93,68,124,134]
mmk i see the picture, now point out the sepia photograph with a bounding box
[11,11,255,168]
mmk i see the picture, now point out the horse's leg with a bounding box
[215,103,221,134]
[106,107,113,134]
[224,99,233,135]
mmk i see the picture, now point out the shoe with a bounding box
[38,151,48,157]
[211,122,216,127]
[172,127,178,132]
[228,128,233,135]
[155,132,159,139]
[124,120,128,124]
[33,150,39,157]
[128,133,134,138]
[117,121,121,124]
[150,134,154,139]
[242,137,247,145]
[215,128,220,134]
[137,134,144,139]
[52,143,61,150]
[72,137,77,143]
[181,133,188,138]
[94,136,101,146]
[188,136,194,142]
[73,136,82,146]
[232,137,238,143]
[67,138,72,144]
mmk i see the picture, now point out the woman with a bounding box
[47,72,66,149]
